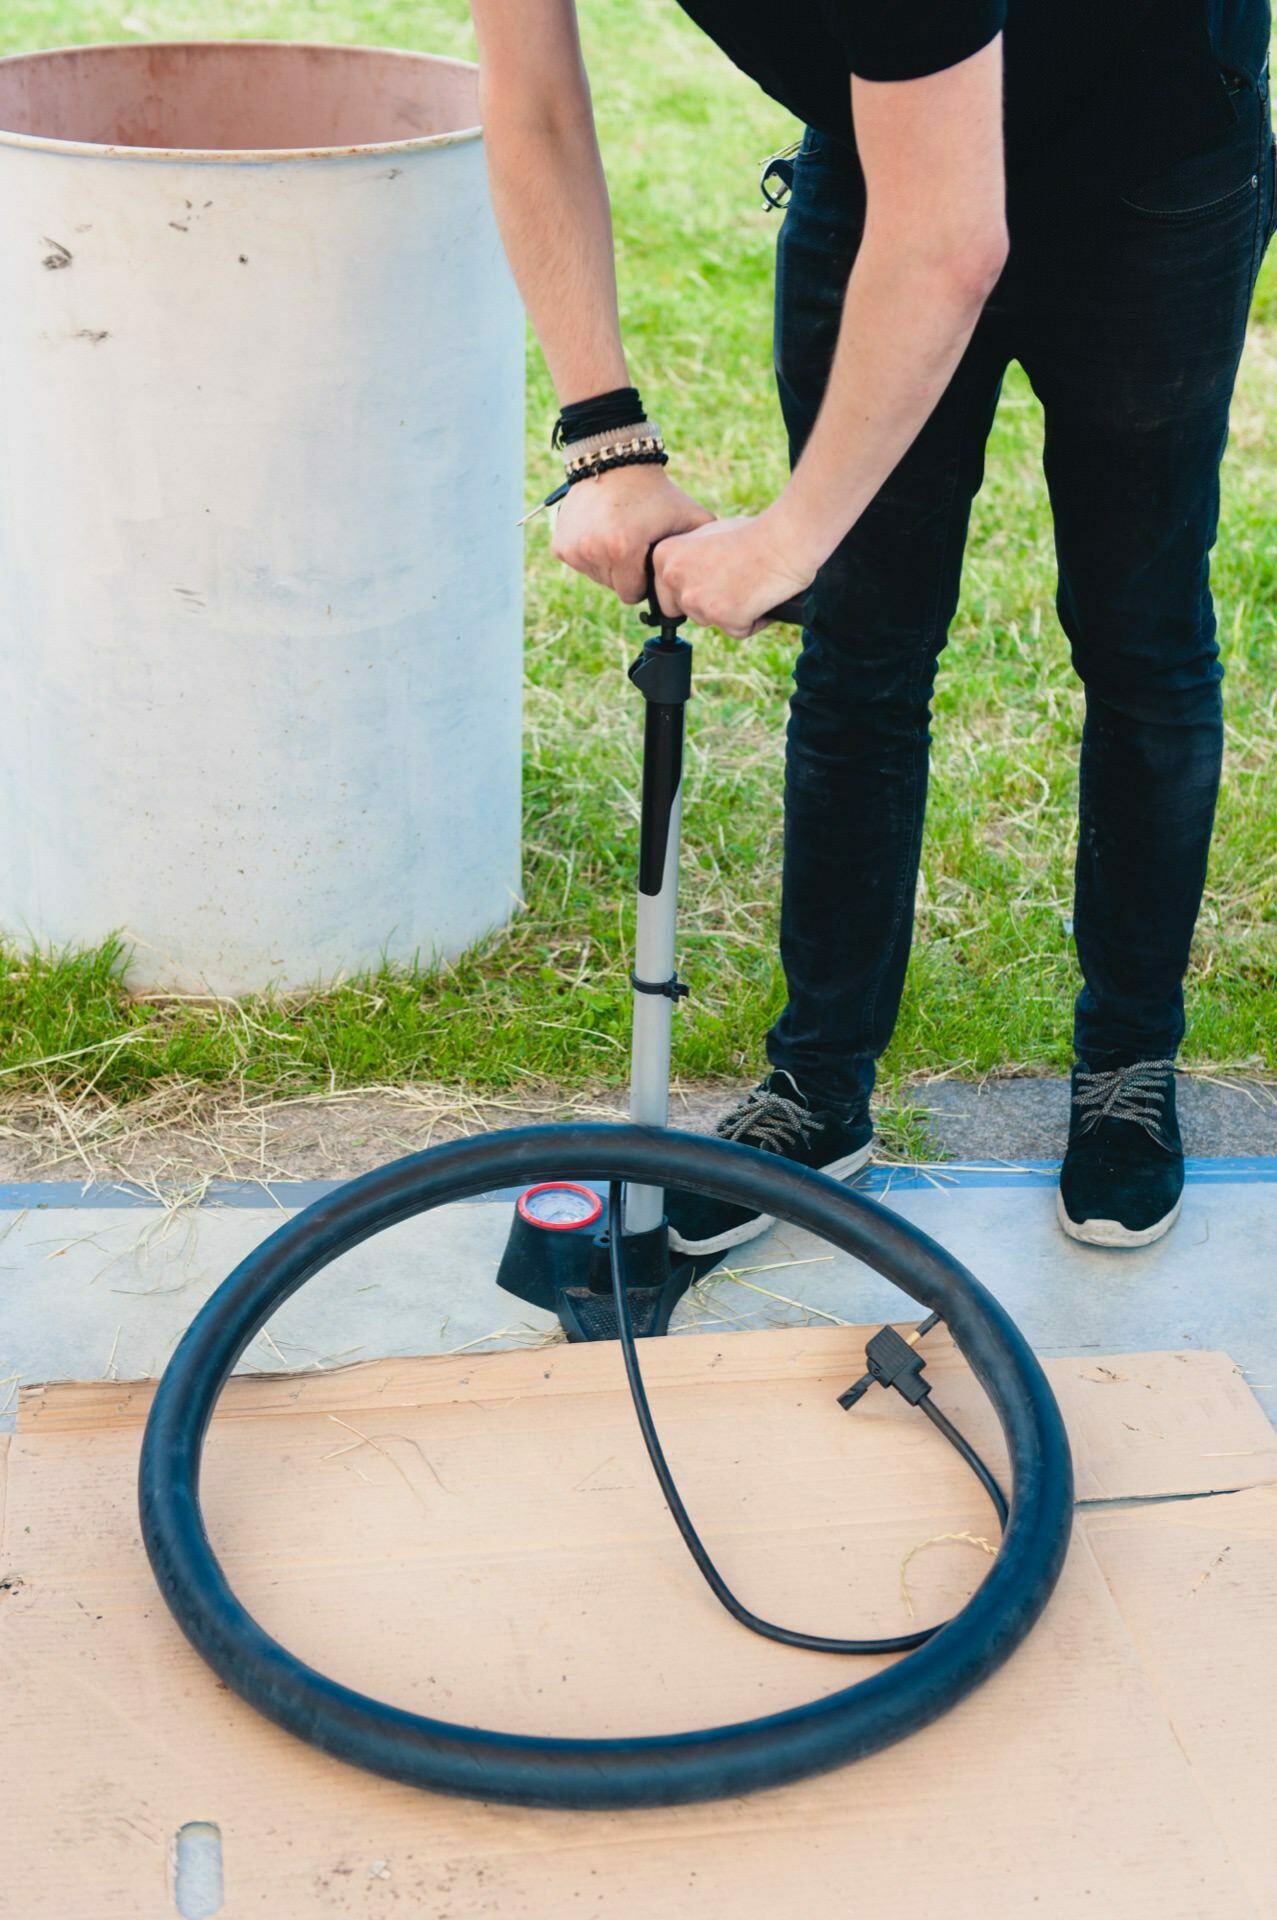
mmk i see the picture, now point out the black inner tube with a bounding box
[138,1123,1074,1811]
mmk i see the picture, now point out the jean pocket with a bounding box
[801,126,828,159]
[796,125,862,180]
[1119,158,1261,223]
[1119,85,1264,223]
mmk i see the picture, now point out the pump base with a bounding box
[498,1207,697,1341]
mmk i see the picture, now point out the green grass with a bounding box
[2,1,1274,1106]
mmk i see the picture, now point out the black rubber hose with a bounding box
[606,1182,953,1655]
[139,1122,1073,1811]
[921,1397,1010,1529]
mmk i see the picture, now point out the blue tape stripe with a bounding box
[0,1155,1273,1210]
[848,1156,1277,1191]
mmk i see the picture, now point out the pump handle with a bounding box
[762,593,810,626]
[642,545,809,632]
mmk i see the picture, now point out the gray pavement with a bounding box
[2,1156,1273,1428]
[915,1072,1277,1161]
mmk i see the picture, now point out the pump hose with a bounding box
[138,1123,1073,1811]
[605,1182,1009,1656]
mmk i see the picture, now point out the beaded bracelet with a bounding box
[517,433,670,525]
[564,427,665,480]
[565,446,669,487]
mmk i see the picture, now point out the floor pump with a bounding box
[498,566,808,1340]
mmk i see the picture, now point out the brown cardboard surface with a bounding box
[2,1329,1274,1918]
[16,1327,1277,1501]
[1083,1487,1277,1914]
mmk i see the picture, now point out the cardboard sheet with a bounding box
[2,1329,1275,1918]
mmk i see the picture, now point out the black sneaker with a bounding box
[665,1070,874,1258]
[1057,1058,1184,1249]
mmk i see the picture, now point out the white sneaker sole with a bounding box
[668,1138,876,1257]
[1055,1187,1182,1250]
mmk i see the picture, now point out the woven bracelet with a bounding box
[562,420,662,461]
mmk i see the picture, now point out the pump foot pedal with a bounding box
[555,1259,695,1343]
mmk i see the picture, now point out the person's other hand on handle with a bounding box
[651,514,814,637]
[550,464,714,605]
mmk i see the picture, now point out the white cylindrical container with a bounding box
[0,41,523,993]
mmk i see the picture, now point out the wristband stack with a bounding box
[518,385,667,525]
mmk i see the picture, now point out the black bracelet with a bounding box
[553,386,645,449]
[565,447,669,488]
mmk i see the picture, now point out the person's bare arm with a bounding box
[470,0,713,599]
[780,42,1007,567]
[471,0,625,400]
[655,40,1008,632]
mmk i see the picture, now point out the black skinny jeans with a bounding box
[766,76,1276,1110]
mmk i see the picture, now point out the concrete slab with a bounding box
[1,1158,1273,1429]
[0,1194,560,1422]
[917,1074,1277,1160]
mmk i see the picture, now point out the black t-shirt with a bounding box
[675,1,1271,182]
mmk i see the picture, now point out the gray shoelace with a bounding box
[1073,1058,1176,1146]
[715,1085,817,1157]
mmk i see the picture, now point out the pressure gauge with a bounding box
[516,1182,603,1231]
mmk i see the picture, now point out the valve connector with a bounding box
[839,1323,933,1410]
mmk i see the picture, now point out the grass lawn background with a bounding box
[2,0,1274,1111]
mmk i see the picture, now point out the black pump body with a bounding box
[498,1207,695,1339]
